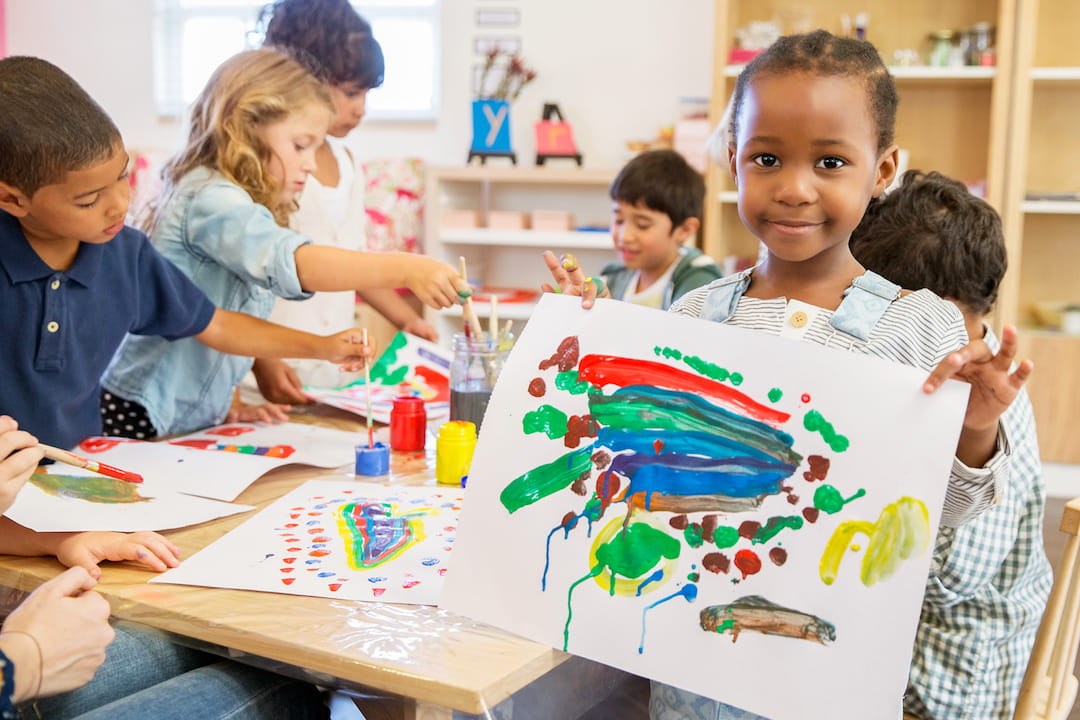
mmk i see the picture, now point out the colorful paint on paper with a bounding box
[30,472,150,504]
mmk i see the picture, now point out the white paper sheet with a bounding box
[166,422,363,470]
[152,479,463,605]
[441,295,969,720]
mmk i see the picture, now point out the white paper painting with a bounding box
[306,331,451,424]
[167,422,361,470]
[441,295,969,720]
[153,480,463,605]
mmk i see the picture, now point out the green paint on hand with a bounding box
[803,409,850,452]
[523,404,569,439]
[768,388,783,403]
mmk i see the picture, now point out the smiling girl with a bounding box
[102,48,468,438]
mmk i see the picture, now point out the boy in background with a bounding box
[543,149,720,310]
[850,169,1052,720]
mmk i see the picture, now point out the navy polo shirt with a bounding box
[0,211,216,449]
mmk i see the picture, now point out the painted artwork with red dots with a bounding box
[167,422,362,470]
[153,480,463,605]
[444,295,969,720]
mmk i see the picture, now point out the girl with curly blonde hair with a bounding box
[104,48,467,438]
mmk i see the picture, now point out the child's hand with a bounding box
[225,401,292,424]
[0,416,44,514]
[0,567,113,701]
[251,358,311,405]
[540,251,609,309]
[923,325,1033,465]
[54,531,183,576]
[321,328,376,372]
[402,256,472,310]
[402,317,439,342]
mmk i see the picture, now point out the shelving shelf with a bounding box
[440,228,612,249]
[1031,66,1080,80]
[1021,200,1080,214]
[439,302,536,321]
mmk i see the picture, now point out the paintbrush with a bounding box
[39,444,144,484]
[457,256,485,341]
[488,295,499,346]
[362,328,374,449]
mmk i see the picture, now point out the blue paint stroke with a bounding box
[639,583,699,653]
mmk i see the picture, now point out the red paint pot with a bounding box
[390,395,427,451]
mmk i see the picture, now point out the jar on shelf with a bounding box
[970,22,995,66]
[449,332,514,433]
[928,30,955,67]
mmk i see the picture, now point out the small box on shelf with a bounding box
[530,210,574,231]
[488,210,529,230]
[441,209,481,229]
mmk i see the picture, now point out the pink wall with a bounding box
[0,0,7,58]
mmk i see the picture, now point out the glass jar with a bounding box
[449,332,514,432]
[928,30,955,67]
[970,22,995,66]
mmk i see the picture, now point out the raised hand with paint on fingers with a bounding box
[540,251,610,309]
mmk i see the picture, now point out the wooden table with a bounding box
[0,408,630,719]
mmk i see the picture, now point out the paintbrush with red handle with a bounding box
[39,444,144,484]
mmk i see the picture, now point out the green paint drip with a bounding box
[523,404,569,439]
[753,515,804,544]
[554,370,591,395]
[814,485,867,514]
[500,449,593,513]
[683,524,704,548]
[768,388,783,402]
[803,409,850,452]
[712,526,740,549]
[564,564,604,650]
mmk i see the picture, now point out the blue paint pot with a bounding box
[355,442,390,476]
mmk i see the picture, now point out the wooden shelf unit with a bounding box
[423,166,617,341]
[703,0,1015,265]
[1000,0,1080,462]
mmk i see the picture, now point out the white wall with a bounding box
[6,0,713,171]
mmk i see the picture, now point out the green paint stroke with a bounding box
[753,515,804,544]
[768,388,783,403]
[683,524,704,548]
[500,448,593,513]
[523,404,569,439]
[30,473,150,504]
[369,332,409,384]
[814,484,867,515]
[681,355,730,383]
[654,345,683,361]
[554,370,592,395]
[712,526,740,549]
[803,409,850,452]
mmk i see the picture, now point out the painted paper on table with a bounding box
[306,331,451,424]
[153,480,463,605]
[167,422,361,470]
[441,294,969,720]
[6,460,253,532]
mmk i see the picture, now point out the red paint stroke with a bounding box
[414,366,450,402]
[403,580,421,589]
[287,547,302,552]
[283,557,296,564]
[803,455,831,482]
[801,393,811,403]
[577,355,790,427]
[438,568,448,576]
[172,439,215,450]
[653,439,665,454]
[528,378,546,397]
[207,426,255,437]
[734,549,762,579]
[79,438,126,454]
[282,578,296,586]
[328,583,342,592]
[280,568,295,574]
[309,549,331,558]
[372,588,386,597]
[539,336,580,372]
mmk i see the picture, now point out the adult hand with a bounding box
[0,567,113,701]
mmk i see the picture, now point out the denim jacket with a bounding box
[104,167,312,435]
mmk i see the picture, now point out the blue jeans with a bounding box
[649,681,769,720]
[20,623,327,720]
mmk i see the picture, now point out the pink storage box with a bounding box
[441,209,481,229]
[529,210,573,231]
[487,210,530,230]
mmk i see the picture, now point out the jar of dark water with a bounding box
[449,331,513,433]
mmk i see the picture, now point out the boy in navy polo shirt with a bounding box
[0,56,372,453]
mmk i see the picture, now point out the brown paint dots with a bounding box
[703,552,730,574]
[595,471,621,504]
[802,507,820,523]
[769,547,788,566]
[539,336,580,372]
[787,494,799,505]
[565,414,599,448]
[571,471,589,496]
[591,450,611,471]
[528,378,546,397]
[734,549,762,579]
[803,455,831,482]
[738,520,761,540]
[701,514,719,543]
[669,514,689,530]
[561,511,578,530]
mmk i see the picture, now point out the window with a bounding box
[153,0,440,120]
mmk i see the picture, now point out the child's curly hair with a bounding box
[144,47,333,232]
